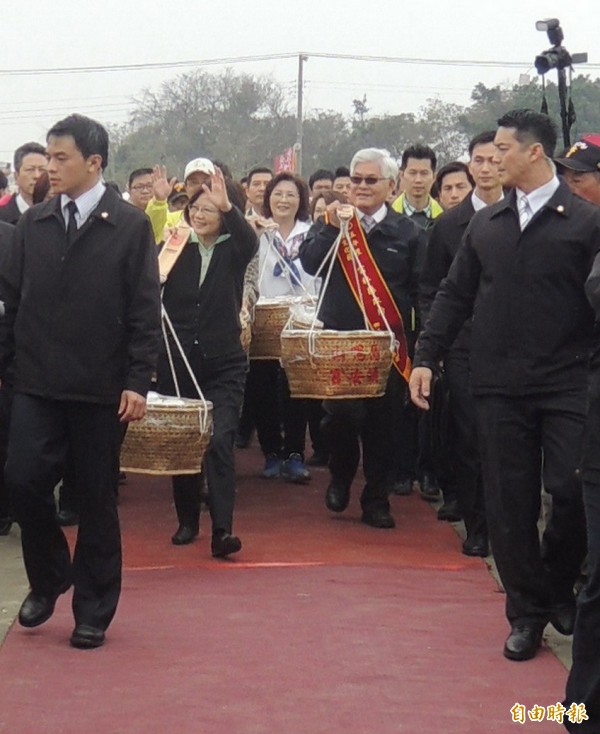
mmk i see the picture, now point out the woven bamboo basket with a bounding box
[120,396,213,475]
[281,329,393,399]
[249,297,297,360]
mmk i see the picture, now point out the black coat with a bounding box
[415,181,600,395]
[299,207,425,349]
[160,206,258,362]
[0,187,162,403]
[0,195,22,225]
[419,195,476,353]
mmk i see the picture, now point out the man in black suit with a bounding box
[420,131,503,556]
[410,109,600,662]
[561,136,600,732]
[0,142,47,225]
[0,221,14,535]
[0,114,161,649]
[300,147,424,530]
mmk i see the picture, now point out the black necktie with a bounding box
[65,200,79,244]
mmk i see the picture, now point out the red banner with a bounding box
[274,147,296,173]
[336,213,412,383]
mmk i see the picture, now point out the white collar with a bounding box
[357,203,387,224]
[61,178,106,228]
[516,176,560,217]
[16,193,29,214]
[471,190,504,212]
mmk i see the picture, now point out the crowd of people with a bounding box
[0,110,599,730]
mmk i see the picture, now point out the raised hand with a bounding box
[202,168,232,213]
[152,165,177,203]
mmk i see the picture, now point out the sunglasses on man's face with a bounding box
[350,176,387,186]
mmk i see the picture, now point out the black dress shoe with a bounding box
[0,517,12,535]
[211,531,242,558]
[390,478,412,496]
[550,603,576,636]
[462,534,489,558]
[503,624,544,661]
[56,509,79,527]
[325,482,351,513]
[18,583,71,628]
[437,499,462,522]
[171,524,199,546]
[419,473,441,502]
[361,509,396,529]
[70,624,105,649]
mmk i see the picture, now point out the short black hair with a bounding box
[13,142,46,173]
[46,114,109,170]
[0,171,8,189]
[468,131,496,156]
[247,166,273,186]
[435,161,475,190]
[496,109,557,158]
[128,167,153,188]
[401,144,437,172]
[32,172,50,205]
[263,172,311,222]
[308,169,334,190]
[334,166,350,179]
[212,159,232,180]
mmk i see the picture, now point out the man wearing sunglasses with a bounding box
[300,148,424,530]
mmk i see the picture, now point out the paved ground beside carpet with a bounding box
[0,445,574,733]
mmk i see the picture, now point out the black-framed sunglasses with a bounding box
[350,176,387,186]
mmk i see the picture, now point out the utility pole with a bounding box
[295,54,308,175]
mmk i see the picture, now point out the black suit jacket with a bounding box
[0,188,161,403]
[0,195,22,225]
[415,181,600,395]
[419,195,476,353]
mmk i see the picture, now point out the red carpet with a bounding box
[0,444,569,733]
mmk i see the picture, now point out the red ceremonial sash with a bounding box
[333,212,412,383]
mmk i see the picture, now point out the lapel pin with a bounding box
[557,205,565,213]
[101,212,109,219]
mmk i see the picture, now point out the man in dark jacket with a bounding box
[300,147,424,529]
[419,130,503,556]
[0,142,47,225]
[0,220,14,536]
[410,109,600,662]
[0,114,161,649]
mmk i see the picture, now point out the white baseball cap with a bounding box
[184,157,215,181]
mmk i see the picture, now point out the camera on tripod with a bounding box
[534,18,587,74]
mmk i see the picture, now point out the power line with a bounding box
[1,51,598,76]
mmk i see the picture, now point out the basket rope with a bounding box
[283,214,396,364]
[160,301,211,435]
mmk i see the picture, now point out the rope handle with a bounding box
[160,302,211,434]
[284,213,396,357]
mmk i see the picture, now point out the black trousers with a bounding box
[445,350,486,538]
[565,369,600,732]
[322,370,402,513]
[5,393,122,631]
[387,379,418,483]
[159,349,247,534]
[475,389,587,626]
[565,482,600,732]
[0,384,13,519]
[242,359,308,459]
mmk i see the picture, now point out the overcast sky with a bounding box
[2,0,598,165]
